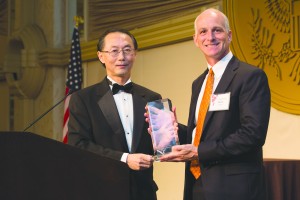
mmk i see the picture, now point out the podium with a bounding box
[0,132,130,200]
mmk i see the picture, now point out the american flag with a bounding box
[63,26,82,143]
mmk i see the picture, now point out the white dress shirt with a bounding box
[192,52,233,143]
[107,76,133,163]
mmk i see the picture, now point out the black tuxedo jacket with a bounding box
[183,56,271,200]
[68,78,161,200]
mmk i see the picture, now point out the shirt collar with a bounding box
[208,51,233,78]
[107,76,132,86]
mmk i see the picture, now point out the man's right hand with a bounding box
[127,153,154,170]
[159,144,198,162]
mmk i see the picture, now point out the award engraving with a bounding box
[147,98,179,161]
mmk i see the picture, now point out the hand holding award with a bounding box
[147,99,179,161]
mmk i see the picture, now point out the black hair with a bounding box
[96,28,138,51]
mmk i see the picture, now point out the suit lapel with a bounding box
[203,57,238,131]
[97,79,129,151]
[214,57,238,94]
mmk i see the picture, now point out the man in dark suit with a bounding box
[68,28,161,200]
[159,8,271,200]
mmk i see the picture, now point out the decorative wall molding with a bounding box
[39,48,69,67]
[79,12,199,61]
[4,24,47,98]
[80,4,221,61]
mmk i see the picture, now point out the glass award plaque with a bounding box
[147,98,179,161]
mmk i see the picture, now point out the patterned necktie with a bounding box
[190,68,214,179]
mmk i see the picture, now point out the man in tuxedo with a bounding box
[68,28,161,200]
[159,8,271,200]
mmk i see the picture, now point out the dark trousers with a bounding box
[193,177,206,200]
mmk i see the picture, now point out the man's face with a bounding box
[97,32,136,81]
[193,10,232,65]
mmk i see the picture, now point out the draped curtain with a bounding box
[88,0,219,40]
[0,0,8,36]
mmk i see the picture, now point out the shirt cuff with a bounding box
[121,153,129,163]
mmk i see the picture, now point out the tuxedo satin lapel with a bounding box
[97,89,128,150]
[130,93,146,153]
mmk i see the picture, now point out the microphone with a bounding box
[23,89,74,132]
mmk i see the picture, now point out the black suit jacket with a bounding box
[183,56,271,200]
[68,78,161,200]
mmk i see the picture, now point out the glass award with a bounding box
[147,98,179,161]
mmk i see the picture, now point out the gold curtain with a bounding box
[88,0,219,40]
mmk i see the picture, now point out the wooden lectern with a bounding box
[0,131,130,200]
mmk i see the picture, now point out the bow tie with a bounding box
[112,82,133,95]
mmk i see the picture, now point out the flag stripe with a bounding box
[63,26,82,143]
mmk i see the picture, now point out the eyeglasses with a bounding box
[100,48,135,57]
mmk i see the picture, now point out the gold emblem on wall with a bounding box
[224,0,300,114]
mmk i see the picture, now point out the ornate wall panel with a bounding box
[224,0,300,114]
